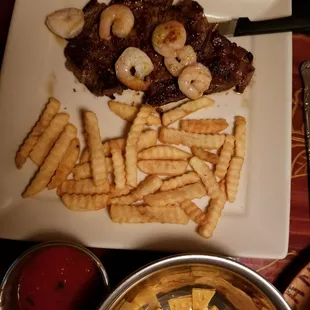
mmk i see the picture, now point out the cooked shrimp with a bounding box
[178,63,212,100]
[152,21,186,57]
[164,45,197,77]
[115,47,154,91]
[46,8,85,39]
[99,5,134,40]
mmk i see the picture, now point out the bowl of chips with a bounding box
[99,254,290,310]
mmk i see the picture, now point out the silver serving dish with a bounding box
[0,241,109,310]
[100,254,290,310]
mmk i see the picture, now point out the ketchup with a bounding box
[18,246,105,310]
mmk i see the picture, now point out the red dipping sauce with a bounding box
[18,246,105,310]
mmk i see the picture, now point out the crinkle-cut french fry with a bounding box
[108,100,161,126]
[138,160,188,176]
[159,127,225,150]
[80,130,157,164]
[84,112,109,190]
[73,158,113,180]
[23,124,77,197]
[62,193,109,211]
[110,204,155,223]
[199,180,227,238]
[235,116,246,158]
[110,175,162,205]
[180,119,228,134]
[160,172,200,192]
[110,140,126,189]
[30,113,70,166]
[162,96,214,126]
[137,130,158,151]
[48,138,80,189]
[15,98,60,169]
[80,138,125,164]
[189,157,220,199]
[144,182,206,208]
[138,145,191,160]
[110,204,189,224]
[191,147,219,165]
[215,135,235,179]
[57,178,110,195]
[179,200,206,224]
[126,105,154,188]
[144,205,189,224]
[110,185,130,198]
[226,156,244,203]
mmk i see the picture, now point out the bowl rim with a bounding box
[99,253,290,310]
[0,241,109,307]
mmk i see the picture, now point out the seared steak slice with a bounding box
[64,0,255,106]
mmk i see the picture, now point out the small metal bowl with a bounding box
[100,254,290,310]
[0,241,109,310]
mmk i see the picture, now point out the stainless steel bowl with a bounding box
[100,254,290,310]
[0,241,109,310]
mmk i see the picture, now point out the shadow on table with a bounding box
[274,246,310,293]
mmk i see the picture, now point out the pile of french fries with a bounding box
[16,96,246,239]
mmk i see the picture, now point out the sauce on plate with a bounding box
[18,246,105,310]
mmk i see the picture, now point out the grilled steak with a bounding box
[64,0,255,106]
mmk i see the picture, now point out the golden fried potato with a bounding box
[110,175,162,205]
[159,128,225,150]
[15,98,60,169]
[191,147,219,165]
[57,178,110,195]
[72,158,113,180]
[84,112,109,190]
[80,130,157,164]
[199,180,227,239]
[179,200,205,224]
[137,160,188,176]
[235,116,246,158]
[110,204,189,224]
[168,296,192,310]
[215,135,235,179]
[189,157,220,199]
[48,138,80,189]
[226,156,244,203]
[162,96,214,126]
[29,113,70,166]
[144,182,206,207]
[23,124,77,197]
[180,119,228,134]
[62,193,109,211]
[125,105,154,188]
[110,140,126,189]
[160,171,200,192]
[80,138,125,164]
[108,100,161,126]
[192,288,216,310]
[110,185,131,198]
[138,145,191,160]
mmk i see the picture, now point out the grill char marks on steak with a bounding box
[64,0,255,106]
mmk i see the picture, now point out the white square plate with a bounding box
[0,0,292,258]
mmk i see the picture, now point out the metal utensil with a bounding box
[99,254,291,310]
[300,61,310,182]
[216,16,310,37]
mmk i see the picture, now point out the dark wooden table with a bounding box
[1,0,310,294]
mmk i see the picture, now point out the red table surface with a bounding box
[0,0,310,293]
